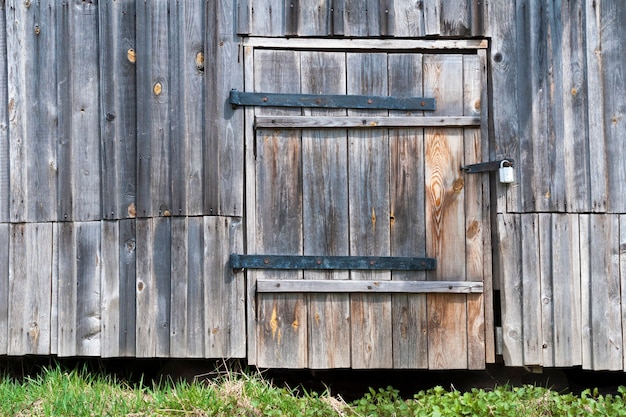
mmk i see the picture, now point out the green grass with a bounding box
[0,366,625,416]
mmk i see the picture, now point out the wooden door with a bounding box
[243,39,492,369]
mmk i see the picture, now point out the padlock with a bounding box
[498,160,515,184]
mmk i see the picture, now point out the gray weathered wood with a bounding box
[0,224,8,354]
[204,216,246,358]
[621,216,626,368]
[8,223,53,355]
[538,214,554,367]
[57,222,101,357]
[57,1,101,221]
[300,50,350,369]
[136,1,171,218]
[440,0,471,36]
[497,214,523,366]
[424,54,467,370]
[101,220,121,357]
[99,0,137,220]
[136,218,171,357]
[520,214,542,366]
[347,52,392,369]
[244,37,488,50]
[170,217,204,358]
[0,2,8,223]
[248,0,284,36]
[205,0,245,216]
[257,279,483,293]
[388,53,428,369]
[390,0,425,36]
[255,116,480,129]
[580,214,622,370]
[254,49,307,368]
[7,0,58,222]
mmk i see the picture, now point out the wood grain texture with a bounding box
[621,216,626,369]
[136,218,171,357]
[0,224,8,354]
[296,0,331,36]
[99,0,137,220]
[255,116,480,129]
[388,53,428,369]
[258,280,483,293]
[300,51,350,369]
[538,214,554,366]
[205,0,244,216]
[7,0,58,222]
[347,52,392,369]
[248,0,284,36]
[0,3,8,223]
[56,1,101,221]
[204,216,246,358]
[254,49,307,368]
[57,222,101,357]
[520,214,541,366]
[390,0,425,36]
[136,1,171,218]
[8,223,53,355]
[344,0,380,36]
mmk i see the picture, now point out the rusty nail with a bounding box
[263,258,270,264]
[262,97,268,102]
[367,99,373,104]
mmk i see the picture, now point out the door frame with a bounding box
[241,37,494,368]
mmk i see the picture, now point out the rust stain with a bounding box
[315,312,320,325]
[127,48,136,63]
[390,211,395,227]
[292,319,299,330]
[212,327,219,334]
[466,220,480,240]
[571,88,578,96]
[270,305,279,339]
[371,207,377,229]
[127,202,136,218]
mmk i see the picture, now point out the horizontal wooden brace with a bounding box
[243,37,489,51]
[255,116,481,129]
[230,254,436,271]
[230,90,436,111]
[256,279,483,294]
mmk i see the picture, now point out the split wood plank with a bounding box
[603,2,626,213]
[8,223,53,355]
[205,0,245,216]
[497,213,523,366]
[56,1,101,221]
[254,49,307,368]
[136,1,171,218]
[388,53,428,369]
[0,224,8,354]
[99,0,137,220]
[347,52,392,369]
[520,214,542,366]
[101,220,137,358]
[0,3,8,223]
[57,222,101,357]
[7,0,58,222]
[204,216,246,358]
[168,1,205,217]
[580,214,622,370]
[170,217,205,358]
[424,54,467,370]
[136,218,171,357]
[300,51,350,369]
[255,116,480,129]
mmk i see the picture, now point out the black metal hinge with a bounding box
[229,89,436,111]
[461,158,514,173]
[230,254,437,271]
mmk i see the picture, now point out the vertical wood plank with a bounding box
[440,0,471,36]
[254,50,306,368]
[538,214,553,367]
[248,0,284,36]
[347,52,392,369]
[344,0,380,36]
[8,223,53,355]
[297,0,331,36]
[169,1,205,217]
[424,54,467,370]
[204,216,246,358]
[58,222,102,357]
[136,1,171,218]
[497,213,523,366]
[390,0,425,36]
[603,2,626,213]
[205,0,244,216]
[550,214,581,366]
[170,217,204,358]
[56,1,101,221]
[388,53,428,369]
[101,220,120,357]
[99,0,137,220]
[520,214,542,366]
[136,218,171,357]
[621,216,626,369]
[118,219,137,356]
[0,2,8,223]
[301,51,350,369]
[584,0,608,212]
[422,0,440,35]
[581,215,622,370]
[0,224,8,354]
[7,0,58,222]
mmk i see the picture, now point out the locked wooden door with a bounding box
[240,38,493,369]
